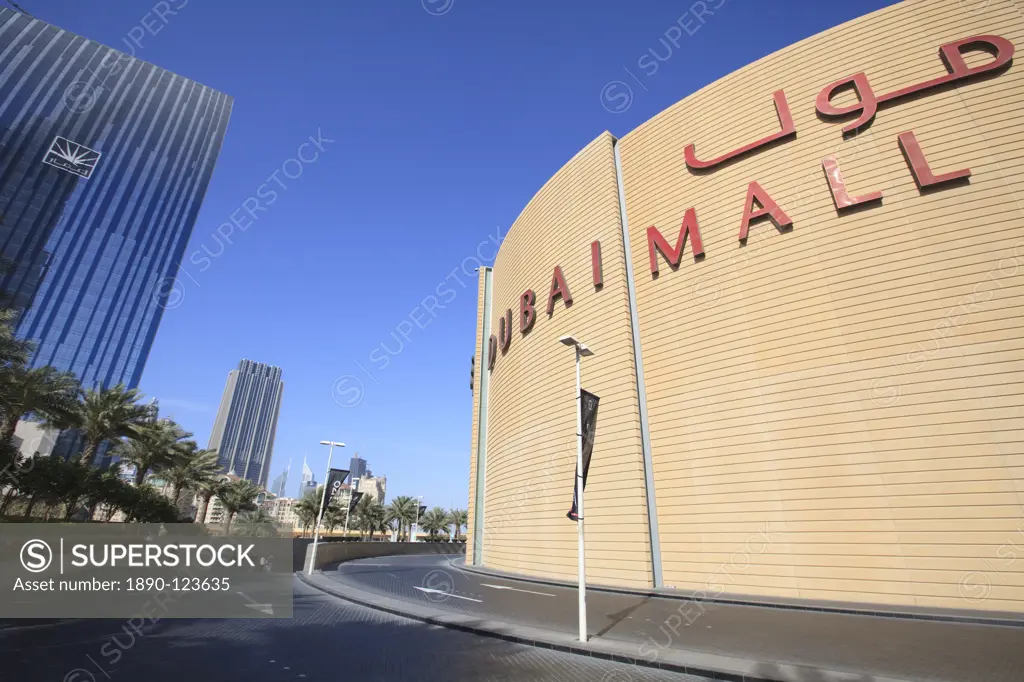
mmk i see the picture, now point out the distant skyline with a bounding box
[26,0,897,510]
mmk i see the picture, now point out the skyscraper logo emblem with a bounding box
[42,136,101,179]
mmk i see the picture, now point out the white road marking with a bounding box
[413,586,483,602]
[347,563,392,566]
[245,603,275,615]
[237,590,274,615]
[480,583,555,597]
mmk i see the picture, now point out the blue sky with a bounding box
[28,0,896,507]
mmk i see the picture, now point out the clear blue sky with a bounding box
[29,0,895,507]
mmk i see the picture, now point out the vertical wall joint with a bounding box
[471,267,493,565]
[613,139,663,588]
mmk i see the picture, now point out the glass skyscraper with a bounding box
[208,360,284,489]
[348,454,366,483]
[0,9,232,389]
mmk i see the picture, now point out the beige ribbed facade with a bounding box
[470,0,1024,615]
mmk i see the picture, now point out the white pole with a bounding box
[412,496,422,543]
[307,442,335,575]
[575,344,587,643]
[343,478,357,538]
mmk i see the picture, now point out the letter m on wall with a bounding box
[648,207,705,275]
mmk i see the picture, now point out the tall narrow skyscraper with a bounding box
[270,458,291,498]
[208,360,284,488]
[0,9,232,389]
[297,456,315,499]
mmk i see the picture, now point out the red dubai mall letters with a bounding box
[486,34,1014,370]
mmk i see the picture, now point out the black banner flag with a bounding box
[349,491,364,514]
[324,468,349,507]
[567,389,600,522]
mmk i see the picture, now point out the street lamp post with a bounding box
[344,477,359,539]
[307,439,344,575]
[411,495,424,543]
[560,335,593,643]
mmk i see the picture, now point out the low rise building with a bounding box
[357,475,386,504]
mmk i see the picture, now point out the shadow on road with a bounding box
[0,583,700,682]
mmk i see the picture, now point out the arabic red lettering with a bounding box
[815,72,878,135]
[816,34,1014,135]
[685,89,796,171]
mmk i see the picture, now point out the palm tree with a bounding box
[354,495,381,540]
[74,384,155,464]
[0,449,31,516]
[84,468,124,521]
[114,419,194,486]
[294,503,317,538]
[420,506,449,541]
[0,307,32,370]
[447,508,468,541]
[294,487,328,538]
[235,508,278,537]
[162,447,219,508]
[371,506,392,541]
[292,489,315,536]
[0,307,33,402]
[383,505,399,540]
[386,495,418,542]
[48,459,93,521]
[0,364,81,447]
[217,478,261,535]
[323,505,346,535]
[194,476,228,524]
[18,454,65,518]
[122,483,180,523]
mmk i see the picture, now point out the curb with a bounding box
[297,571,911,682]
[453,560,1024,629]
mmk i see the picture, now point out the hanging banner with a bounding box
[324,468,349,507]
[348,491,364,514]
[567,389,600,521]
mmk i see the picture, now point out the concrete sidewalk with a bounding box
[300,555,1024,682]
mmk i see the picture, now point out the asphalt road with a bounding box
[0,577,708,682]
[325,554,1024,682]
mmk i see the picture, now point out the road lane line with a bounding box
[479,583,555,597]
[413,586,483,602]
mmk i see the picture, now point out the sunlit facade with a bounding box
[0,9,232,389]
[469,0,1024,617]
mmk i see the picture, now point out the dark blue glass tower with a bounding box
[0,9,232,389]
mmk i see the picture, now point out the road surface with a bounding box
[324,554,1024,682]
[0,576,708,681]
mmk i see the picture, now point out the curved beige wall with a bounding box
[476,133,654,587]
[471,0,1024,614]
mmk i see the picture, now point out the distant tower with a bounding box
[348,453,366,483]
[298,455,317,498]
[271,458,291,498]
[208,360,284,488]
